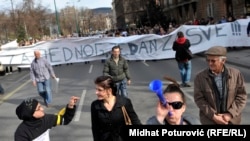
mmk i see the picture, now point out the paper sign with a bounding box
[52,77,59,94]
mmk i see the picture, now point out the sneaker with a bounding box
[180,83,186,87]
[184,83,191,87]
[44,99,48,107]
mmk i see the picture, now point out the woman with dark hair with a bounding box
[146,76,200,125]
[91,75,141,141]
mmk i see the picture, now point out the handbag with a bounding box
[186,49,193,60]
[121,106,132,125]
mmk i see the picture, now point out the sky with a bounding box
[0,0,112,11]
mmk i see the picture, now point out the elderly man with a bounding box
[194,46,247,124]
[30,50,56,107]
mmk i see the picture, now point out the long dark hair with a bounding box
[94,76,117,96]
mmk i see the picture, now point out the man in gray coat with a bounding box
[194,46,247,124]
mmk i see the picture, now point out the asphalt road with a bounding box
[0,54,249,141]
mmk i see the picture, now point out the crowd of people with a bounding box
[13,42,247,141]
[11,14,249,140]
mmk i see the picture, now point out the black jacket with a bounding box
[172,37,191,62]
[91,95,141,141]
[14,106,76,141]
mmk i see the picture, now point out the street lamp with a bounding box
[54,0,61,37]
[73,0,80,36]
[66,0,80,36]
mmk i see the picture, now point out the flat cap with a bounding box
[205,46,227,56]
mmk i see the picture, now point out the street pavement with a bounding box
[225,47,250,68]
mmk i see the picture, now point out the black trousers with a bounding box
[0,84,4,94]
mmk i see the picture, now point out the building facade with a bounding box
[112,0,248,29]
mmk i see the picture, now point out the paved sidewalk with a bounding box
[225,47,250,68]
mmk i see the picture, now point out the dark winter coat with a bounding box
[194,66,247,124]
[91,95,141,141]
[172,37,192,62]
[15,106,76,141]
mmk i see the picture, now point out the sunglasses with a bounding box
[167,101,184,110]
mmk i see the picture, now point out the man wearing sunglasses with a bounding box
[147,79,200,125]
[194,46,247,125]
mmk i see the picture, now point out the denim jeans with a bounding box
[115,79,128,97]
[36,79,52,104]
[177,60,192,84]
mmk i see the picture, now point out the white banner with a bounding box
[0,19,250,67]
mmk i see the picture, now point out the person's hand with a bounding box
[68,96,80,109]
[32,81,37,87]
[156,101,169,124]
[52,75,56,79]
[212,114,228,125]
[222,113,232,122]
[127,80,131,85]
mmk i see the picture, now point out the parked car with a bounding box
[0,61,5,76]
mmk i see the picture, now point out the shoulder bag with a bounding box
[121,106,132,125]
[185,49,193,60]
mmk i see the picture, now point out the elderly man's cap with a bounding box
[205,46,227,56]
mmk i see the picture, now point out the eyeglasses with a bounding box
[206,59,218,63]
[168,101,184,110]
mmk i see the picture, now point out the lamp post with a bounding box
[73,0,80,36]
[66,0,80,36]
[54,0,61,37]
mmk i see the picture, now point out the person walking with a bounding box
[103,45,131,97]
[194,46,247,125]
[15,96,79,141]
[30,50,57,107]
[91,75,141,141]
[172,31,192,87]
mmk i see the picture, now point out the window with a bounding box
[207,3,214,17]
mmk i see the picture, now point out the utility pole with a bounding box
[73,0,80,36]
[10,0,17,36]
[54,0,61,37]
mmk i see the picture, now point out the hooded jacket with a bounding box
[172,37,191,62]
[15,104,76,141]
